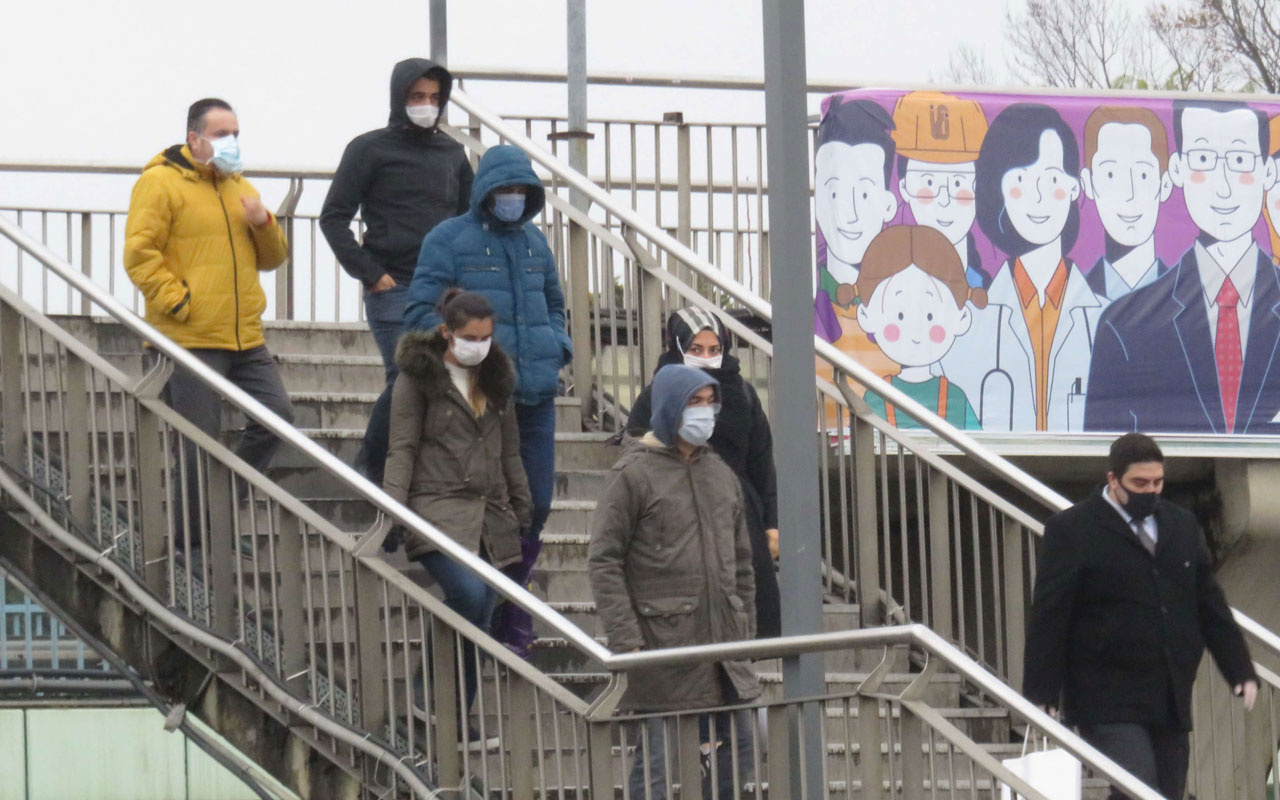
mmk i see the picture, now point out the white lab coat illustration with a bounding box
[940,261,1108,431]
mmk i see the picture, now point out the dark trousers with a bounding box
[1079,722,1189,799]
[490,397,556,657]
[354,285,408,486]
[417,551,498,716]
[163,345,294,546]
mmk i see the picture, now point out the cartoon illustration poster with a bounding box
[814,89,1280,436]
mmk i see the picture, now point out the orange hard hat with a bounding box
[891,91,988,164]
[1270,113,1280,156]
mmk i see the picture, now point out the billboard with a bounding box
[815,89,1280,435]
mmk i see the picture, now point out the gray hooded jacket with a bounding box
[588,365,760,712]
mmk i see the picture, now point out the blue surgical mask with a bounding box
[678,405,717,446]
[204,134,242,174]
[491,191,525,223]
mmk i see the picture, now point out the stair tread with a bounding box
[275,353,383,366]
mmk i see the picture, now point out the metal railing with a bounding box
[0,103,1172,800]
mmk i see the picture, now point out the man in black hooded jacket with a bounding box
[321,57,473,484]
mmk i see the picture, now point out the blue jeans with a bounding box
[628,710,755,800]
[417,551,498,715]
[355,285,408,485]
[490,397,557,656]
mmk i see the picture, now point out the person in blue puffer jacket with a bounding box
[405,144,571,659]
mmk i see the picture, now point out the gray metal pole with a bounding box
[761,1,825,798]
[429,0,447,65]
[566,0,594,426]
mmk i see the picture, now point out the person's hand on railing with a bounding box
[766,529,779,560]
[370,274,397,293]
[1235,680,1259,711]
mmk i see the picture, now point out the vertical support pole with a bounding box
[858,694,884,800]
[927,468,952,639]
[853,416,881,625]
[508,680,537,800]
[673,113,692,289]
[1001,518,1026,690]
[79,213,93,315]
[586,718,616,800]
[677,715,702,799]
[898,704,925,800]
[277,514,307,690]
[429,0,447,65]
[353,560,389,741]
[62,355,92,530]
[432,615,461,785]
[566,0,593,426]
[204,461,237,639]
[275,214,293,322]
[0,304,24,472]
[134,404,169,596]
[761,3,824,798]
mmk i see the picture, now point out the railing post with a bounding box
[79,213,92,315]
[672,112,693,290]
[767,704,792,800]
[276,514,306,689]
[352,560,388,741]
[133,404,169,596]
[0,303,23,472]
[898,702,925,800]
[638,255,664,382]
[565,0,593,427]
[586,718,616,800]
[204,460,237,639]
[852,416,882,626]
[1001,518,1027,689]
[507,679,537,800]
[432,615,461,786]
[677,714,701,798]
[927,468,952,639]
[62,353,92,530]
[858,694,883,800]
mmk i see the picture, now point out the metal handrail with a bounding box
[448,86,1073,516]
[0,214,612,667]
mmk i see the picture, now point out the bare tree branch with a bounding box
[938,44,997,86]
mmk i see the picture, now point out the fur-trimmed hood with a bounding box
[394,329,515,407]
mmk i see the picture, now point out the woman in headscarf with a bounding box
[625,307,781,638]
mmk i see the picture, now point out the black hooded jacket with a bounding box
[320,58,474,287]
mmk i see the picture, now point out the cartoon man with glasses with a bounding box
[892,91,990,290]
[1086,100,1280,433]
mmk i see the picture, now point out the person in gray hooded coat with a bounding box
[589,363,760,799]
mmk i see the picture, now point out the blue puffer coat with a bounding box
[405,145,571,406]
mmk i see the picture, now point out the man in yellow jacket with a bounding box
[124,98,294,540]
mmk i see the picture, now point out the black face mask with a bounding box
[1121,490,1159,520]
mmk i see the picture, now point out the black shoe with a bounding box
[458,724,500,752]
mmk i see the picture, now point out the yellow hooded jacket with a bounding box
[124,144,288,351]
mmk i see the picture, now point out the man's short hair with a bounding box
[1084,106,1170,172]
[1109,432,1164,478]
[1172,99,1269,155]
[187,98,234,134]
[816,97,896,186]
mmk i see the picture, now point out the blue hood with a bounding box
[470,145,546,226]
[650,364,719,446]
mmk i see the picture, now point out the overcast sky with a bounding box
[0,0,1026,171]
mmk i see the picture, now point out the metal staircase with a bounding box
[0,84,1273,799]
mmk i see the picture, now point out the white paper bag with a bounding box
[999,747,1083,800]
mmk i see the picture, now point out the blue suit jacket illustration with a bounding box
[1084,247,1280,434]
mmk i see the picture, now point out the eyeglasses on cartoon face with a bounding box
[1183,149,1260,174]
[901,169,976,200]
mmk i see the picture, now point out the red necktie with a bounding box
[1216,278,1242,433]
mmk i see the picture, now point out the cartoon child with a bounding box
[940,103,1106,433]
[891,91,990,290]
[813,96,900,408]
[856,225,985,430]
[1079,106,1174,300]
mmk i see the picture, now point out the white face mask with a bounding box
[450,335,491,366]
[683,352,723,370]
[678,405,718,446]
[405,103,439,128]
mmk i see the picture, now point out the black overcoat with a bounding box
[1023,491,1256,730]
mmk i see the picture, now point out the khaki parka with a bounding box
[588,433,761,712]
[383,330,532,565]
[123,145,288,351]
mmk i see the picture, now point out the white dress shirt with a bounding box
[1103,485,1159,546]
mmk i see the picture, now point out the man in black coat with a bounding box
[320,57,474,485]
[1023,433,1257,799]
